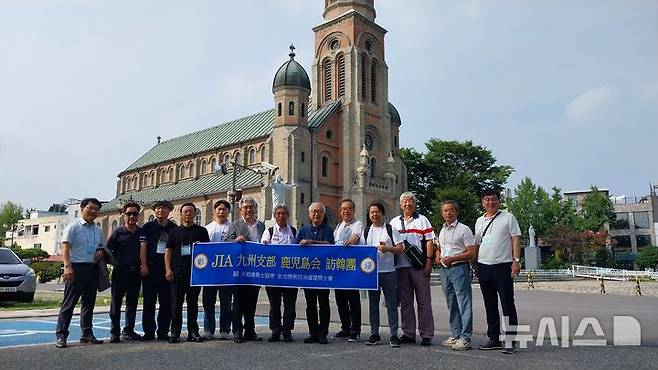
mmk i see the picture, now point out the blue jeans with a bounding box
[439,263,472,341]
[202,286,233,334]
[368,271,399,337]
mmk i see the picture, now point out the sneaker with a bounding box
[420,338,432,346]
[268,333,281,342]
[55,338,67,348]
[501,342,517,354]
[218,332,230,341]
[79,335,103,344]
[451,338,472,351]
[479,339,503,350]
[348,333,360,342]
[333,330,350,339]
[399,335,416,344]
[389,336,400,348]
[441,337,458,347]
[365,334,381,346]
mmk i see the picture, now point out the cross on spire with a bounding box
[289,44,296,58]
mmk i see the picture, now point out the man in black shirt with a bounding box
[140,200,176,341]
[107,202,144,342]
[165,203,210,344]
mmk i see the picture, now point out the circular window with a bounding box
[330,39,340,51]
[365,40,372,51]
[326,130,333,140]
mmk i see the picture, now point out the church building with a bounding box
[98,0,407,235]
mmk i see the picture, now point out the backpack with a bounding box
[363,223,394,245]
[268,226,297,242]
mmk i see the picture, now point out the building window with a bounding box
[301,151,305,162]
[168,168,173,182]
[611,212,629,229]
[235,152,242,165]
[75,211,79,218]
[148,215,155,222]
[633,211,650,229]
[189,163,194,177]
[34,243,42,249]
[259,146,266,162]
[323,58,332,102]
[636,235,652,249]
[360,53,366,99]
[179,164,185,178]
[210,158,216,173]
[394,135,398,147]
[370,158,376,178]
[249,148,256,164]
[201,160,208,174]
[301,193,305,204]
[614,235,631,252]
[224,154,230,165]
[301,103,305,117]
[278,102,282,116]
[44,225,51,232]
[321,156,329,177]
[195,209,202,225]
[370,59,377,103]
[326,130,333,140]
[288,101,295,116]
[32,225,39,236]
[336,53,345,98]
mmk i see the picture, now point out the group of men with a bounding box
[54,189,522,354]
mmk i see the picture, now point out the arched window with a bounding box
[360,53,367,99]
[288,101,294,116]
[168,168,173,182]
[370,59,377,104]
[249,148,256,164]
[148,215,155,222]
[210,157,216,172]
[323,58,332,102]
[143,173,149,187]
[189,162,194,177]
[178,164,185,178]
[194,208,201,225]
[223,154,230,165]
[321,156,329,177]
[201,160,207,174]
[132,177,137,189]
[234,152,242,165]
[301,102,305,117]
[336,53,345,98]
[370,157,376,178]
[278,102,282,116]
[259,146,266,162]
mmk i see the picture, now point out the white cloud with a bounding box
[565,86,615,123]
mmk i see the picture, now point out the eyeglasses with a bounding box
[215,207,229,212]
[125,212,139,217]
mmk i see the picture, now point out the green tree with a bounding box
[0,201,24,246]
[635,245,658,270]
[577,186,615,231]
[432,186,481,230]
[400,139,513,227]
[10,245,49,261]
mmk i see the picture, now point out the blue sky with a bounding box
[1,0,657,211]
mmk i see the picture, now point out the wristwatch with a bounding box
[513,257,520,263]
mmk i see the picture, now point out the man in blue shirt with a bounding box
[296,202,334,344]
[55,198,106,348]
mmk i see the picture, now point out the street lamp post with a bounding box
[215,161,277,222]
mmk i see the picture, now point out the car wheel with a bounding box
[22,292,35,302]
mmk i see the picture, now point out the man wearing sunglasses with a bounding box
[107,202,145,342]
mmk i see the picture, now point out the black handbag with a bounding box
[399,215,427,269]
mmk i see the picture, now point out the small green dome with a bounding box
[388,102,401,125]
[272,45,311,93]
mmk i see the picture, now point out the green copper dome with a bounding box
[388,102,401,125]
[272,45,311,93]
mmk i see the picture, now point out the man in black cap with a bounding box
[140,200,176,341]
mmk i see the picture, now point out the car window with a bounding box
[0,249,22,264]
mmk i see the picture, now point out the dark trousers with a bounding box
[335,289,361,334]
[477,262,518,341]
[265,287,298,335]
[142,260,172,337]
[232,285,260,335]
[109,265,140,335]
[56,263,98,339]
[170,267,201,337]
[202,286,233,334]
[304,288,330,338]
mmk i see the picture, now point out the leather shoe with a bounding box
[187,333,204,343]
[168,336,180,344]
[283,333,293,343]
[80,335,103,344]
[121,331,142,341]
[318,335,329,344]
[244,332,263,342]
[55,338,67,348]
[268,333,281,342]
[157,334,170,341]
[233,332,244,343]
[141,334,155,341]
[109,335,121,343]
[303,335,318,344]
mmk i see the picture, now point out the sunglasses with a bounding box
[125,212,139,217]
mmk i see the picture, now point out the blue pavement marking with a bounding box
[0,312,270,348]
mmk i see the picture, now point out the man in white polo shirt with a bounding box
[435,200,476,351]
[474,189,521,354]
